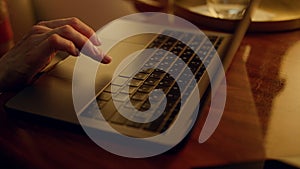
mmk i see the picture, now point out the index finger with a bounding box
[38,17,101,46]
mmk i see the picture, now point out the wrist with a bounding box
[0,54,36,91]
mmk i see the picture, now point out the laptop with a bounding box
[5,0,259,157]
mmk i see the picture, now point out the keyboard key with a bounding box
[162,60,174,67]
[189,39,202,51]
[177,78,188,87]
[149,70,166,79]
[171,45,183,56]
[138,85,155,93]
[98,92,112,101]
[180,48,194,63]
[161,38,177,51]
[207,50,217,60]
[125,99,144,110]
[195,66,206,82]
[188,62,200,74]
[140,68,154,74]
[158,75,175,87]
[141,100,151,110]
[149,34,163,43]
[112,76,129,86]
[152,50,167,61]
[129,79,144,87]
[180,33,194,43]
[150,69,166,78]
[180,70,194,82]
[164,53,177,61]
[133,72,149,80]
[118,105,136,116]
[164,105,178,116]
[110,113,128,125]
[144,77,160,86]
[163,30,183,37]
[166,92,180,101]
[144,60,158,68]
[175,41,186,51]
[132,92,149,101]
[113,93,129,102]
[172,59,186,70]
[103,85,112,93]
[120,86,137,95]
[97,100,108,109]
[198,41,212,57]
[191,55,203,65]
[169,85,180,93]
[168,66,182,77]
[149,92,165,103]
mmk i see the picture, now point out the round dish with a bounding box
[173,0,300,32]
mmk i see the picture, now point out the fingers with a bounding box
[27,33,78,67]
[36,18,111,64]
[45,33,111,64]
[47,34,79,56]
[51,26,111,63]
[102,54,112,64]
[0,17,112,89]
[52,24,91,51]
[38,17,101,46]
[31,23,97,56]
[92,48,112,64]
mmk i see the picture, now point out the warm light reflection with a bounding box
[265,41,300,165]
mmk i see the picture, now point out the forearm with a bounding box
[0,55,35,91]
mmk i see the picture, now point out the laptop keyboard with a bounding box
[81,30,224,134]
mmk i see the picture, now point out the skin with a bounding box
[0,17,111,91]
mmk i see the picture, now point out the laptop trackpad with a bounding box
[47,56,76,80]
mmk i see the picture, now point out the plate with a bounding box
[173,0,300,32]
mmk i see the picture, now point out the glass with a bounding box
[206,0,250,19]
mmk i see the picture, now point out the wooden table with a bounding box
[0,29,299,169]
[244,30,300,167]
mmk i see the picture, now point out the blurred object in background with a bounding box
[206,0,250,19]
[134,0,170,12]
[0,0,14,57]
[6,0,36,42]
[173,0,300,32]
[5,0,136,42]
[31,0,137,31]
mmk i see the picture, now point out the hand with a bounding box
[0,17,111,91]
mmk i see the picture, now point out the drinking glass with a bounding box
[207,0,250,19]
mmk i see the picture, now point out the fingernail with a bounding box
[92,46,111,63]
[102,56,112,64]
